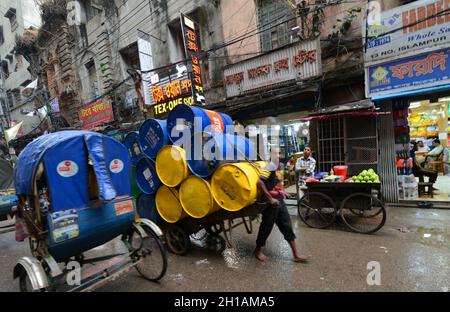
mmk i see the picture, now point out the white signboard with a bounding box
[224,39,321,98]
[364,0,450,66]
[137,30,154,105]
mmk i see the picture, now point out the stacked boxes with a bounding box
[397,175,418,200]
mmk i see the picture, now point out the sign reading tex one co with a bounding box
[367,48,450,97]
[224,39,321,98]
[364,0,450,65]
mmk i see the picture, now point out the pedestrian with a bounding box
[254,146,310,263]
[295,146,316,187]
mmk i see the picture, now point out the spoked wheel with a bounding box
[165,225,191,256]
[18,269,47,292]
[130,224,168,282]
[340,193,386,234]
[298,192,337,229]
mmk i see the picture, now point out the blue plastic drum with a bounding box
[123,131,143,166]
[135,157,161,195]
[167,104,233,143]
[139,119,168,158]
[185,132,257,178]
[136,193,163,224]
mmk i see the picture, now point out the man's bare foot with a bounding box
[254,248,267,262]
[293,254,310,263]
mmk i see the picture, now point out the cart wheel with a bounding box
[340,193,386,234]
[298,192,337,229]
[165,225,191,256]
[18,268,48,292]
[130,224,168,282]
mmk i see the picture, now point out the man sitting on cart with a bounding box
[254,146,310,263]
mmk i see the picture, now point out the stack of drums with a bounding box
[126,104,263,225]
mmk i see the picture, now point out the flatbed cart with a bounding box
[162,203,266,255]
[297,182,386,234]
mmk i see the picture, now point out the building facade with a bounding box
[0,0,40,137]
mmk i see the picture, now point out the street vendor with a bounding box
[295,146,316,187]
[254,146,310,263]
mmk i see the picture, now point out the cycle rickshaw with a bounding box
[13,131,167,292]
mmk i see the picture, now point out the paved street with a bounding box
[0,206,449,292]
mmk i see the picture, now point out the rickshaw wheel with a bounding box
[298,192,337,229]
[131,224,168,282]
[340,193,387,234]
[18,269,48,292]
[165,225,191,256]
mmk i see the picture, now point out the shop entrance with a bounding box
[394,97,450,202]
[316,116,378,176]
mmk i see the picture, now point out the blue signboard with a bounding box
[367,48,450,97]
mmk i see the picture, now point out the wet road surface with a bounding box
[0,206,449,292]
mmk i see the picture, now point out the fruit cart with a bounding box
[161,203,265,255]
[297,182,386,234]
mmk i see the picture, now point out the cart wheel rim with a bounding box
[340,193,386,234]
[166,226,190,255]
[298,192,337,229]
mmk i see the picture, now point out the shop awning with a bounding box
[300,110,380,121]
[299,99,380,121]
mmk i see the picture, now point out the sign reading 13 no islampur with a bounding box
[364,0,450,97]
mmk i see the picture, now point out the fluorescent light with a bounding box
[438,97,450,102]
[409,101,421,108]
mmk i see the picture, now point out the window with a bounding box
[6,91,13,108]
[84,0,103,21]
[80,24,89,47]
[257,0,297,52]
[85,60,99,98]
[1,60,9,79]
[120,43,141,71]
[4,8,18,32]
[0,26,4,45]
[168,23,187,62]
[12,89,21,107]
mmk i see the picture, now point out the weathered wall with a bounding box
[220,0,260,65]
[75,0,227,108]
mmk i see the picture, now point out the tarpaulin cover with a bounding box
[15,131,131,211]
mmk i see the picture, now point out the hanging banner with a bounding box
[79,96,114,130]
[137,30,154,106]
[180,13,206,106]
[366,48,450,97]
[364,0,450,65]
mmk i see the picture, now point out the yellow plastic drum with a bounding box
[156,145,190,187]
[179,176,220,219]
[155,186,186,223]
[211,162,263,212]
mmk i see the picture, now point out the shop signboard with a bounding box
[148,62,194,117]
[364,0,450,65]
[366,48,450,97]
[223,39,321,98]
[180,14,206,106]
[79,96,114,130]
